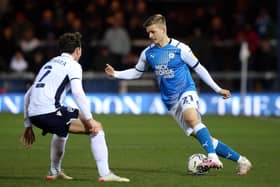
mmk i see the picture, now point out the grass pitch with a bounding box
[0,113,279,187]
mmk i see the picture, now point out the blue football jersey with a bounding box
[135,39,199,110]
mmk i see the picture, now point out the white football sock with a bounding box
[208,153,219,160]
[50,134,68,174]
[212,138,219,149]
[90,130,110,177]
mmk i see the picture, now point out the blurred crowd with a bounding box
[0,0,277,91]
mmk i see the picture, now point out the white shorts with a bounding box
[169,91,201,136]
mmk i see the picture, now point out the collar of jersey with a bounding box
[61,53,73,59]
[154,38,172,49]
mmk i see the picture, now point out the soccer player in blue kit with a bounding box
[22,32,129,182]
[105,14,252,175]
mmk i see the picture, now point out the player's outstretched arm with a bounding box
[104,63,143,79]
[193,63,231,99]
[218,89,231,99]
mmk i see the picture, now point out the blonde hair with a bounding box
[143,14,166,28]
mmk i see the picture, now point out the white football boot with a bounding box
[98,172,130,183]
[197,154,223,172]
[46,170,73,180]
[237,156,252,175]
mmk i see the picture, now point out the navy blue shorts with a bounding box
[30,106,79,137]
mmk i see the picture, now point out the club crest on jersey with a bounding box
[168,52,175,59]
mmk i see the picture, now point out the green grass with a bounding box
[0,113,279,187]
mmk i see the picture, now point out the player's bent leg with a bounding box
[90,129,130,182]
[47,134,71,181]
[71,117,129,182]
[189,134,223,172]
[212,137,240,162]
[211,137,252,174]
[184,109,223,171]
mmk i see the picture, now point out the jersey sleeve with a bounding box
[70,79,92,120]
[194,63,221,93]
[23,86,32,127]
[180,43,199,68]
[135,49,149,72]
[68,61,92,120]
[68,62,82,81]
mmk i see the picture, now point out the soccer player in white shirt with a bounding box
[105,14,252,175]
[22,32,129,182]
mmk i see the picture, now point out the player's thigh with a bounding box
[180,91,201,126]
[30,106,79,137]
[169,102,193,136]
[183,108,200,126]
[69,119,90,134]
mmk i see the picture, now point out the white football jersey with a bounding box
[28,53,82,116]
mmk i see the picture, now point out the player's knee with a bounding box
[184,116,199,127]
[95,123,103,132]
[89,121,103,135]
[183,108,200,127]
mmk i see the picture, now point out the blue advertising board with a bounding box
[0,93,279,116]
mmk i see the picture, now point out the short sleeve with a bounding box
[135,48,149,72]
[180,43,199,68]
[68,62,82,81]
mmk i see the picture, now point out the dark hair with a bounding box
[143,14,166,28]
[58,32,82,53]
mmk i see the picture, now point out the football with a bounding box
[187,153,207,175]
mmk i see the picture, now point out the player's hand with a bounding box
[85,118,103,135]
[218,89,231,99]
[105,64,115,77]
[91,119,103,135]
[21,127,35,148]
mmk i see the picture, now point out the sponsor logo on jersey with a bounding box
[155,64,174,78]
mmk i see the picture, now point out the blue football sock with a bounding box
[194,124,215,154]
[215,141,240,162]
